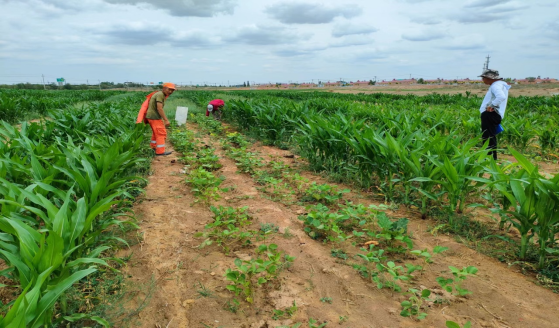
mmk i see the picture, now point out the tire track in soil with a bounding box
[119,123,559,328]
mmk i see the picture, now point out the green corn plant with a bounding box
[421,138,487,220]
[533,175,559,269]
[488,149,541,259]
[404,136,446,219]
[0,265,99,328]
[0,193,114,326]
[0,91,149,327]
[477,159,517,230]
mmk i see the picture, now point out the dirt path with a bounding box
[120,124,559,328]
[500,154,559,177]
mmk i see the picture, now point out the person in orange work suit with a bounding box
[142,82,176,156]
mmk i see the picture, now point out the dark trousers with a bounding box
[480,111,502,160]
[212,109,222,121]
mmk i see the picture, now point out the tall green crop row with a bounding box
[180,90,559,280]
[181,90,559,155]
[0,93,149,327]
[0,89,127,124]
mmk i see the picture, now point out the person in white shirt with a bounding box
[479,69,511,160]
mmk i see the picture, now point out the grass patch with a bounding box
[432,212,559,292]
[53,272,156,328]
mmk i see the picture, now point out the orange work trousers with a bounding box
[147,119,167,154]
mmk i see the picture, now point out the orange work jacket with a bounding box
[136,91,169,124]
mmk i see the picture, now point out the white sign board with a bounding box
[175,106,188,125]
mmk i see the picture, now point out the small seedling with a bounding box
[200,323,224,328]
[437,266,478,296]
[338,316,348,323]
[331,249,348,260]
[302,182,349,204]
[260,222,280,234]
[400,288,431,320]
[308,318,327,328]
[283,227,294,238]
[272,301,298,320]
[446,321,472,328]
[185,167,224,204]
[223,298,240,313]
[225,244,295,303]
[320,297,333,304]
[276,324,302,328]
[299,204,349,242]
[374,214,413,253]
[411,245,449,274]
[195,281,213,298]
[195,206,255,254]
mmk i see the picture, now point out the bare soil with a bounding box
[322,84,559,97]
[207,83,559,97]
[118,122,559,328]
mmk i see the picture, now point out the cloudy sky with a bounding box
[1,0,557,85]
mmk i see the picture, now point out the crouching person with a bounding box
[206,99,225,120]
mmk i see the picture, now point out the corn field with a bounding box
[0,91,149,327]
[181,90,559,277]
[0,89,128,124]
[0,88,558,325]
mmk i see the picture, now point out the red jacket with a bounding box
[206,99,225,117]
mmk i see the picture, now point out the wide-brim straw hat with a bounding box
[479,69,503,80]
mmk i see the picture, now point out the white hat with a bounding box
[207,104,214,112]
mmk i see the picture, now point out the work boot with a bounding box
[156,151,173,156]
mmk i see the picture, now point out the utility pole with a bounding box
[484,54,491,70]
[42,74,46,90]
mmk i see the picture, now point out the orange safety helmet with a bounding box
[162,82,176,90]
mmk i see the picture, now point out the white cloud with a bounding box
[103,0,237,17]
[464,0,512,8]
[332,23,378,37]
[410,16,443,25]
[265,2,362,24]
[1,0,558,84]
[224,25,310,45]
[451,1,529,23]
[352,48,390,61]
[440,34,486,50]
[402,29,447,41]
[542,19,559,40]
[330,35,374,47]
[101,22,169,45]
[172,30,221,48]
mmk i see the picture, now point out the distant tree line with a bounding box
[0,82,152,90]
